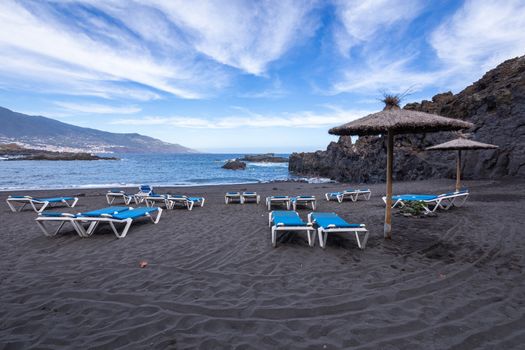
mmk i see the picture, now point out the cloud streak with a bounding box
[112,106,372,129]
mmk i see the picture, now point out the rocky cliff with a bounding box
[289,55,525,182]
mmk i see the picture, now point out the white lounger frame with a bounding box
[382,191,469,213]
[144,195,169,208]
[7,196,79,213]
[106,191,133,205]
[242,192,260,204]
[266,196,291,210]
[268,212,316,247]
[35,213,86,237]
[225,192,242,204]
[308,213,369,250]
[36,208,163,239]
[325,189,371,203]
[166,196,205,210]
[292,197,317,211]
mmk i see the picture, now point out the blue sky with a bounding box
[1,0,524,153]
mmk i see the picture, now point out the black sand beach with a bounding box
[1,179,524,349]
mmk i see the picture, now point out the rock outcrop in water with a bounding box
[222,159,247,170]
[0,143,118,161]
[239,153,288,163]
[289,55,525,182]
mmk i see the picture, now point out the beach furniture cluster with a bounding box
[5,184,209,239]
[325,189,371,203]
[225,191,261,204]
[269,211,368,249]
[6,183,471,244]
[108,186,205,211]
[36,206,162,238]
[383,189,469,213]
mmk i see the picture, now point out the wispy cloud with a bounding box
[54,102,141,115]
[147,1,319,75]
[332,0,525,94]
[333,0,424,55]
[430,0,525,73]
[112,106,371,129]
[0,0,319,102]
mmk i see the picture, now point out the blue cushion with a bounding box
[272,211,307,226]
[271,196,289,199]
[111,207,158,220]
[34,197,75,202]
[188,197,203,202]
[39,212,76,217]
[310,212,362,229]
[393,194,438,201]
[81,206,130,217]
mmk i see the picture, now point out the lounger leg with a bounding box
[152,208,162,224]
[106,195,112,205]
[188,201,194,211]
[85,221,100,236]
[453,195,468,207]
[318,229,326,249]
[325,193,329,201]
[111,219,133,238]
[35,220,65,237]
[6,200,17,212]
[306,229,315,247]
[359,230,369,250]
[312,201,316,211]
[268,212,272,227]
[338,195,343,203]
[271,226,277,247]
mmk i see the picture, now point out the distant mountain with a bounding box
[0,107,196,153]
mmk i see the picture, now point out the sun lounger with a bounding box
[78,206,162,238]
[269,211,316,247]
[383,189,469,213]
[325,189,371,203]
[291,195,316,210]
[166,195,205,210]
[266,196,291,210]
[133,185,153,204]
[308,212,368,249]
[106,189,133,205]
[241,192,260,204]
[225,192,242,204]
[143,193,169,208]
[35,206,131,237]
[7,195,79,213]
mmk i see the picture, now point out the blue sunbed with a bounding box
[308,212,368,249]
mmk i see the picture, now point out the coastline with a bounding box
[1,178,524,348]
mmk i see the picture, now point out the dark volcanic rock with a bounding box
[289,55,525,182]
[222,159,247,170]
[0,143,118,161]
[240,153,288,163]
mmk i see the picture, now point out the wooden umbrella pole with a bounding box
[384,130,394,239]
[456,150,462,192]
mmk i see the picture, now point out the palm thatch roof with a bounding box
[329,109,473,136]
[426,138,498,151]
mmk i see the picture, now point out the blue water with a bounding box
[0,153,299,190]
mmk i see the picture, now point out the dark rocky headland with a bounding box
[0,143,118,161]
[289,55,525,182]
[240,153,288,163]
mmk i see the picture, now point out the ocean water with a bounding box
[0,153,308,190]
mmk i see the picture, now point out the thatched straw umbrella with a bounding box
[329,96,473,239]
[426,137,498,191]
